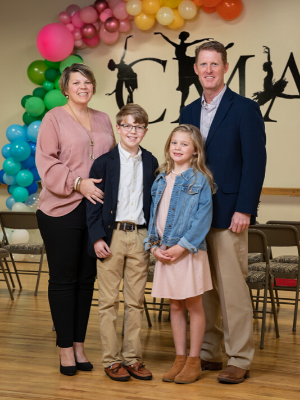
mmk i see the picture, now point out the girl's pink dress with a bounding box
[151,174,213,300]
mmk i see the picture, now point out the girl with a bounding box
[144,124,214,384]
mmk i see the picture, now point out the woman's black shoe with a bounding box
[60,358,77,376]
[76,361,93,371]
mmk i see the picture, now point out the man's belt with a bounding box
[114,222,146,231]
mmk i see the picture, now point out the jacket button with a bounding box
[172,207,175,210]
[108,225,110,228]
[159,191,161,194]
[176,191,178,193]
[169,225,171,227]
[111,211,113,214]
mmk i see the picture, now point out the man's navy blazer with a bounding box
[86,145,158,258]
[180,87,267,229]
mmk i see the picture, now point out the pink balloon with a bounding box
[71,11,85,28]
[37,23,74,62]
[80,6,98,23]
[66,4,81,16]
[94,0,108,14]
[75,42,88,50]
[74,39,83,47]
[73,28,82,40]
[59,12,71,25]
[66,23,75,32]
[83,34,100,47]
[100,25,119,44]
[93,21,100,30]
[113,2,128,20]
[108,0,122,9]
[81,24,97,38]
[105,17,120,33]
[100,9,113,22]
[118,18,131,32]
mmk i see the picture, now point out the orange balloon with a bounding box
[201,5,216,13]
[216,0,243,21]
[168,9,185,29]
[202,0,221,6]
[192,0,204,5]
[134,12,156,30]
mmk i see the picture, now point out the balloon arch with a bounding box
[0,0,243,213]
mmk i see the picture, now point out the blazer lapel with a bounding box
[205,88,234,148]
[192,98,202,129]
[109,146,120,208]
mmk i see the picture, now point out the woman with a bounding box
[36,63,116,376]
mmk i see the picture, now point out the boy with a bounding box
[86,104,158,381]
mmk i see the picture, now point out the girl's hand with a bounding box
[152,248,172,262]
[94,239,111,258]
[79,178,104,204]
[164,244,187,262]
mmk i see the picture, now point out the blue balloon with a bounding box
[21,155,36,170]
[29,166,41,182]
[2,144,11,159]
[28,141,36,155]
[27,120,42,143]
[6,196,16,210]
[6,124,28,143]
[26,181,38,195]
[3,173,17,185]
[9,140,31,162]
[0,169,5,184]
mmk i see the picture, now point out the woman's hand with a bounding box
[79,178,104,204]
[152,247,172,263]
[164,244,187,262]
[94,239,111,258]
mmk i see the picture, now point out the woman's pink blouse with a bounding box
[36,107,116,217]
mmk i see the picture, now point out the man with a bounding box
[180,41,266,384]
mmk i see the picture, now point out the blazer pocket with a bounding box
[222,183,240,194]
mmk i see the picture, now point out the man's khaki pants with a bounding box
[97,228,149,368]
[201,228,255,370]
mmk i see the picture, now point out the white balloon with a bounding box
[11,229,30,244]
[12,253,25,262]
[5,229,13,243]
[178,0,197,20]
[12,202,31,212]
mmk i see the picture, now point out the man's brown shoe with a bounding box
[217,365,250,384]
[201,359,223,371]
[124,362,153,380]
[104,363,130,381]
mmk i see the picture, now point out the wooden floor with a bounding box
[0,263,300,400]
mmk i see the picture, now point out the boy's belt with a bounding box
[114,222,146,231]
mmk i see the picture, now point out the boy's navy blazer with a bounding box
[180,87,267,229]
[86,145,158,258]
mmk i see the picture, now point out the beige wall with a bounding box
[1,0,300,222]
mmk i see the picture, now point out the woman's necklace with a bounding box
[68,103,95,160]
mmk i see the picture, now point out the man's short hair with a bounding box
[195,41,227,66]
[116,103,149,128]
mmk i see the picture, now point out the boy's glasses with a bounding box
[119,124,146,134]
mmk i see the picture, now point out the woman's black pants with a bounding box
[37,201,96,348]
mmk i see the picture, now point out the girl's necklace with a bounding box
[68,103,95,160]
[172,169,188,175]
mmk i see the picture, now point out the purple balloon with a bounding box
[94,0,108,14]
[105,17,120,33]
[81,24,97,39]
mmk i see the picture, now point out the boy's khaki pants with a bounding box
[97,227,149,368]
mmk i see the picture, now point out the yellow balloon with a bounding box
[126,0,143,16]
[163,0,182,8]
[168,9,184,29]
[178,0,197,19]
[156,6,174,25]
[134,12,156,30]
[142,0,161,14]
[158,0,164,5]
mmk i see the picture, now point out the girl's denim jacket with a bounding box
[144,168,213,254]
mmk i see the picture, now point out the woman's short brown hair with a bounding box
[195,41,227,66]
[116,103,149,127]
[59,63,97,97]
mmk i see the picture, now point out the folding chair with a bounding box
[247,229,280,349]
[0,211,46,296]
[0,248,15,300]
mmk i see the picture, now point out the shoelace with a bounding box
[110,364,122,374]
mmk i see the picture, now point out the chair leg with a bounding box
[4,259,15,288]
[269,277,280,338]
[260,282,268,349]
[275,288,280,308]
[249,288,255,315]
[34,247,45,296]
[158,298,164,321]
[144,296,152,328]
[9,254,22,289]
[292,274,300,332]
[255,289,260,310]
[0,259,14,300]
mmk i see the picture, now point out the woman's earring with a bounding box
[66,95,69,99]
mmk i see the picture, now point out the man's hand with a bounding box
[163,244,188,262]
[228,212,251,233]
[94,239,111,258]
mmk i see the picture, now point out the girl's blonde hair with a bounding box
[158,124,215,193]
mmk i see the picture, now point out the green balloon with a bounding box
[74,54,83,61]
[43,80,55,91]
[3,158,22,175]
[21,95,32,108]
[54,76,61,90]
[23,112,41,126]
[25,97,45,117]
[45,68,58,82]
[12,186,29,202]
[59,55,83,74]
[33,87,47,99]
[27,60,48,85]
[45,60,60,69]
[44,90,67,110]
[16,170,34,187]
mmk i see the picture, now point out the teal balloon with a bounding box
[45,59,60,69]
[21,95,32,108]
[33,87,47,99]
[44,89,67,110]
[43,80,55,91]
[27,60,48,85]
[59,55,82,73]
[23,112,41,126]
[16,170,34,187]
[10,140,31,162]
[25,96,45,117]
[12,186,29,202]
[3,158,22,175]
[8,184,18,195]
[45,68,58,82]
[54,76,61,90]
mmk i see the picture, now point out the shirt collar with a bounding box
[201,84,227,108]
[118,142,142,162]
